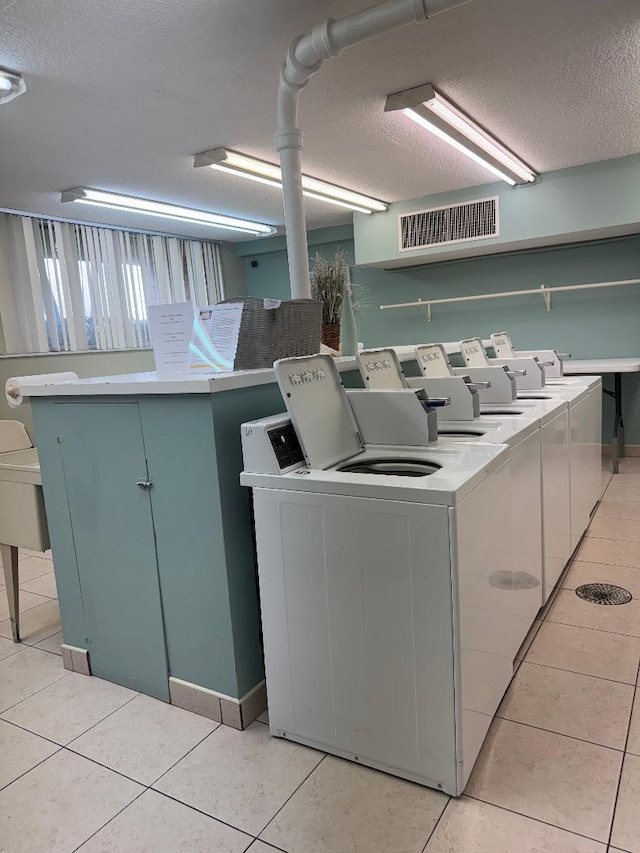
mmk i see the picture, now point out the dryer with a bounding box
[241,354,512,796]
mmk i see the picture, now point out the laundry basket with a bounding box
[220,297,322,370]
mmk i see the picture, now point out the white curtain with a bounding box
[0,213,225,354]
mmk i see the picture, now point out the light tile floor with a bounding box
[2,459,640,851]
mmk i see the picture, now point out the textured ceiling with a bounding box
[0,0,639,241]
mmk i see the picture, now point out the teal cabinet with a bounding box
[56,403,169,699]
[31,382,284,707]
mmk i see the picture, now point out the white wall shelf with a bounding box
[379,278,640,321]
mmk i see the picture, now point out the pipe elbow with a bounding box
[276,66,302,136]
[281,34,323,91]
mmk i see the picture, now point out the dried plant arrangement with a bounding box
[310,249,350,325]
[310,249,369,350]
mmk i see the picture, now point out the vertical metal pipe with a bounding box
[275,0,474,299]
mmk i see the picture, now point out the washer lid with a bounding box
[274,354,363,470]
[460,337,490,367]
[356,348,406,390]
[415,343,454,378]
[490,331,515,358]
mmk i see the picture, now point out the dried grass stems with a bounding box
[310,249,368,326]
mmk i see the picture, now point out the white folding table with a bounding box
[563,358,640,474]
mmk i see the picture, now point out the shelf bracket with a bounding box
[541,285,551,312]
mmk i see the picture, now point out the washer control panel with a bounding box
[268,422,305,471]
[241,414,306,475]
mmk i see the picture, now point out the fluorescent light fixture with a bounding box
[402,109,518,186]
[385,83,537,186]
[60,187,276,236]
[195,148,388,215]
[0,68,26,104]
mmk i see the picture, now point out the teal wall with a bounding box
[239,225,640,445]
[238,225,356,304]
[354,154,640,268]
[219,240,247,298]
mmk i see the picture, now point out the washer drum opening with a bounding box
[337,458,441,477]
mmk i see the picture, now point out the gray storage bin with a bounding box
[219,297,322,370]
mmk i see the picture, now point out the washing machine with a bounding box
[241,354,513,796]
[508,384,602,553]
[459,337,547,391]
[488,331,600,390]
[488,331,568,379]
[357,347,544,627]
[487,332,603,533]
[408,343,571,605]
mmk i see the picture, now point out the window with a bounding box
[0,213,225,353]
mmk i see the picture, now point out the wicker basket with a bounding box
[218,297,322,370]
[321,324,341,351]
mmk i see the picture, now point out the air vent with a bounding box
[399,196,499,251]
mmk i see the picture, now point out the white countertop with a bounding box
[18,347,639,399]
[562,358,640,374]
[22,369,275,397]
[17,352,413,398]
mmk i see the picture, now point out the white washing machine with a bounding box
[511,384,602,553]
[357,348,544,626]
[459,337,547,391]
[436,417,543,614]
[486,333,603,536]
[478,396,573,602]
[488,332,599,390]
[488,331,567,379]
[406,342,571,606]
[241,354,513,796]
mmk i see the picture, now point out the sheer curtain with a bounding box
[0,213,225,354]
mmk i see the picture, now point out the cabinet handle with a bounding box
[136,479,153,490]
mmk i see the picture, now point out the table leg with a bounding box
[607,373,624,474]
[0,544,19,642]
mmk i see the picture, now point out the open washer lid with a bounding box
[274,354,364,470]
[414,343,455,378]
[356,348,406,390]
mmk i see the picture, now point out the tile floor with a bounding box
[1,460,640,851]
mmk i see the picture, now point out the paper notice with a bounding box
[148,302,194,374]
[189,303,244,372]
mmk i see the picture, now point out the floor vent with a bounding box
[575,583,632,606]
[399,196,498,251]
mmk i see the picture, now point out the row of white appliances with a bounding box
[410,334,601,598]
[240,334,601,797]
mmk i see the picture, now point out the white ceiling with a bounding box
[1,0,639,242]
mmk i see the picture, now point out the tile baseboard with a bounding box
[61,644,91,675]
[169,676,267,730]
[602,444,640,457]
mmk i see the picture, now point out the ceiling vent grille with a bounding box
[399,196,499,252]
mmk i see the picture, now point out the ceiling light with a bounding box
[60,188,276,236]
[195,148,388,215]
[0,68,26,104]
[385,83,537,186]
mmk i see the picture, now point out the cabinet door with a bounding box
[57,402,168,699]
